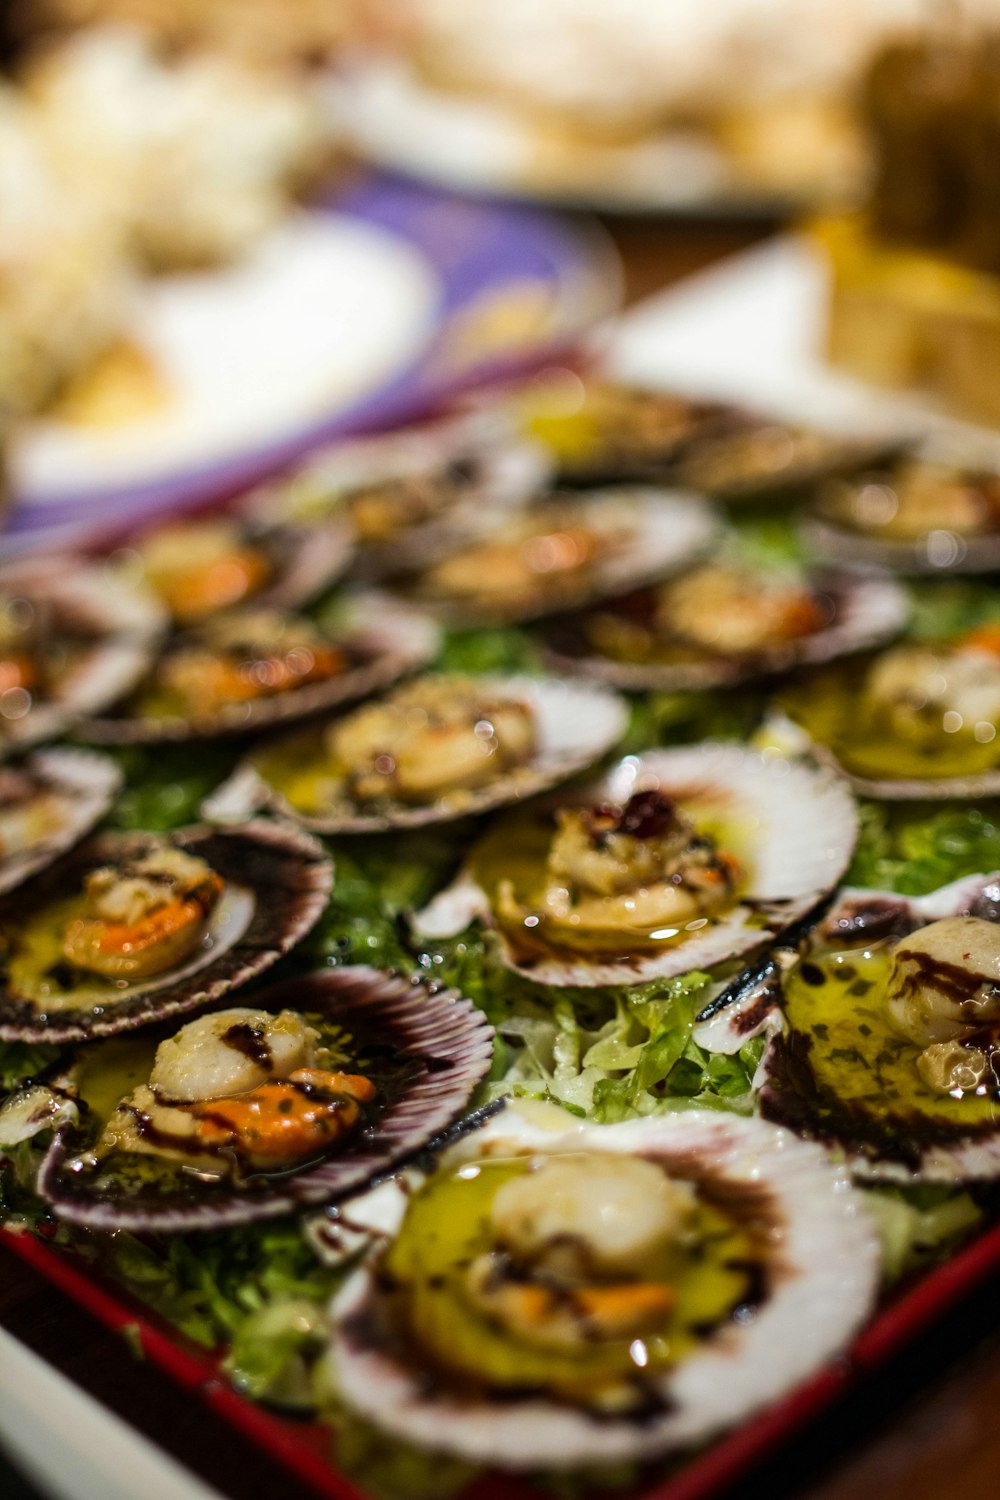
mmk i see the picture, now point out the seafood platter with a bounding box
[6,374,1000,1500]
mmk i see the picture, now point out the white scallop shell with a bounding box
[0,554,166,753]
[410,488,721,628]
[414,744,858,986]
[328,1104,879,1469]
[202,673,628,834]
[762,701,1000,803]
[544,571,908,693]
[0,747,122,894]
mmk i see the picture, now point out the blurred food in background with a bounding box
[7,0,363,66]
[0,22,336,420]
[334,0,997,210]
[824,24,1000,425]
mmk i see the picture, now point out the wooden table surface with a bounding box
[3,206,1000,1500]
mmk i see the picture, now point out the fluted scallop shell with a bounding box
[0,820,332,1043]
[538,388,740,488]
[78,593,440,745]
[202,673,628,834]
[414,743,858,987]
[0,748,122,895]
[127,509,354,619]
[0,554,166,753]
[674,419,907,504]
[543,571,908,693]
[248,410,550,581]
[327,1105,879,1469]
[34,966,495,1233]
[750,873,1000,1184]
[407,488,721,628]
[765,705,1000,804]
[801,512,1000,577]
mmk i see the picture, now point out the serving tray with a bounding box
[5,1205,1000,1500]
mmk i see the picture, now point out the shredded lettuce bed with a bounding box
[2,596,999,1497]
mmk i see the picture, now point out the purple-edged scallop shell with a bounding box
[802,453,1000,576]
[414,744,858,987]
[125,508,354,625]
[0,554,165,753]
[326,1104,879,1469]
[249,410,550,581]
[543,569,908,693]
[0,820,332,1043]
[202,673,628,835]
[34,966,494,1233]
[405,488,721,628]
[742,873,1000,1182]
[695,870,1000,1056]
[78,593,440,745]
[0,748,121,895]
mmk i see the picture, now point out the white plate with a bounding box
[12,210,440,506]
[0,1327,223,1500]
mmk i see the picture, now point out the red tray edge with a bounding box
[6,1210,1000,1500]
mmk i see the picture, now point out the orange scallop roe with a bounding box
[0,655,38,694]
[189,1069,375,1165]
[160,549,271,623]
[164,641,347,714]
[63,873,224,980]
[959,624,1000,660]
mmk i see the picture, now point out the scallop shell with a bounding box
[0,820,332,1043]
[202,674,628,835]
[801,513,1000,576]
[78,593,440,745]
[765,703,1000,803]
[754,872,1000,1183]
[327,1104,879,1469]
[127,510,354,620]
[674,420,907,504]
[0,554,166,753]
[414,744,858,987]
[543,571,908,693]
[540,389,740,488]
[34,966,494,1233]
[248,410,550,581]
[0,748,122,895]
[407,488,721,628]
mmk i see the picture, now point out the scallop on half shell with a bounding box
[122,508,354,626]
[28,966,494,1233]
[735,873,1000,1184]
[543,566,908,693]
[79,593,439,745]
[249,410,550,581]
[203,673,628,835]
[0,820,332,1043]
[326,1103,879,1469]
[522,379,739,488]
[403,488,720,628]
[773,631,1000,800]
[671,414,908,505]
[0,553,165,754]
[414,744,858,987]
[802,454,1000,576]
[0,747,121,894]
